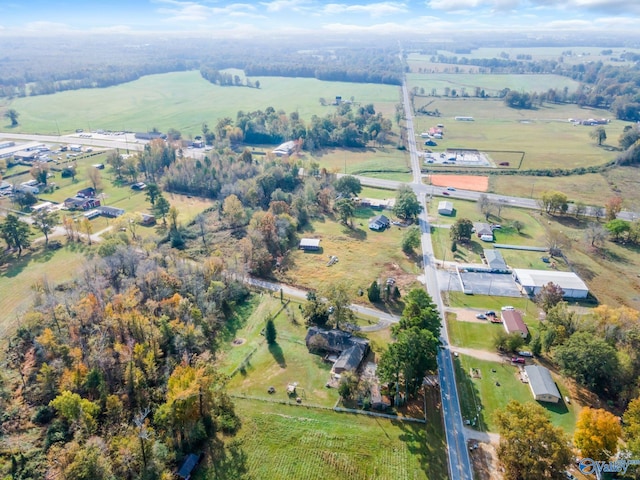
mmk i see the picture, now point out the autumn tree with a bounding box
[322,282,354,330]
[30,161,49,185]
[539,191,569,215]
[535,282,565,313]
[81,218,93,245]
[494,400,572,480]
[623,396,640,457]
[87,166,103,192]
[222,194,246,227]
[574,407,622,461]
[605,196,623,221]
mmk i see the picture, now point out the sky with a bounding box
[0,0,639,37]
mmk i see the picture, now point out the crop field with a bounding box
[453,354,578,434]
[3,71,401,137]
[410,97,624,170]
[303,147,411,182]
[280,208,419,302]
[217,398,447,480]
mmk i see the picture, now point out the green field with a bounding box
[206,398,447,480]
[454,354,578,434]
[446,313,504,352]
[2,71,401,137]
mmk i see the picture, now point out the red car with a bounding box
[511,357,526,364]
[442,191,450,196]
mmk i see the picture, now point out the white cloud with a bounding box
[156,1,258,23]
[23,21,71,32]
[260,0,310,13]
[322,2,408,17]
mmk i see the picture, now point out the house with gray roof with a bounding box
[369,214,390,231]
[524,365,561,403]
[305,327,369,374]
[473,222,493,237]
[483,249,508,272]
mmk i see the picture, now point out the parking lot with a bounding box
[459,271,523,297]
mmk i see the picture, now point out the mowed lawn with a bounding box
[5,71,401,137]
[213,398,447,480]
[0,246,88,339]
[446,313,504,351]
[282,208,418,299]
[409,96,624,170]
[304,147,411,182]
[454,354,578,434]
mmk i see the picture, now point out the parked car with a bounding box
[442,191,450,196]
[131,182,147,190]
[518,351,534,357]
[491,224,501,229]
[476,313,487,320]
[447,187,456,191]
[501,306,515,311]
[511,357,526,364]
[485,311,496,317]
[499,162,510,166]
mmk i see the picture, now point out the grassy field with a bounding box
[409,96,624,171]
[279,208,419,306]
[2,71,401,137]
[0,245,89,340]
[446,293,537,319]
[446,313,504,352]
[453,354,578,434]
[302,147,411,182]
[210,398,448,480]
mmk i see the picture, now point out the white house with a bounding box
[512,269,589,299]
[438,201,454,216]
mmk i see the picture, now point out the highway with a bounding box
[401,79,474,480]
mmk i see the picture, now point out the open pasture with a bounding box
[411,97,624,170]
[4,71,401,137]
[221,398,447,480]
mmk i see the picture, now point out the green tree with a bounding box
[401,226,421,254]
[394,288,441,337]
[302,293,330,327]
[590,126,607,146]
[337,372,359,400]
[322,282,354,330]
[4,108,19,127]
[539,191,569,215]
[450,218,474,243]
[623,396,640,457]
[334,198,355,226]
[367,280,380,302]
[1,214,31,256]
[554,331,621,397]
[392,186,421,222]
[145,183,161,205]
[574,407,621,461]
[511,220,524,233]
[605,219,631,241]
[334,175,362,198]
[32,209,58,246]
[494,401,572,480]
[265,317,277,345]
[222,194,246,227]
[153,195,171,226]
[30,162,49,185]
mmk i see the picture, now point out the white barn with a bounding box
[512,269,589,299]
[438,201,454,216]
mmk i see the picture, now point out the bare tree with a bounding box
[86,166,103,192]
[545,229,570,257]
[584,222,608,248]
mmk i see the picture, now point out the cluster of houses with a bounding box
[63,187,125,218]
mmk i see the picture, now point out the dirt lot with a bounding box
[429,174,489,192]
[448,307,488,323]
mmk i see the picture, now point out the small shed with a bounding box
[369,214,390,231]
[299,238,321,251]
[177,453,203,480]
[524,365,561,403]
[502,310,529,338]
[438,201,454,216]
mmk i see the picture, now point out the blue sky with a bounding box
[0,0,638,36]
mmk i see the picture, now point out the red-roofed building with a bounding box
[502,310,529,338]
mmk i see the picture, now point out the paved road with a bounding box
[400,78,474,480]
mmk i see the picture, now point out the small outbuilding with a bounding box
[299,238,321,251]
[177,453,203,480]
[524,365,561,403]
[369,214,390,231]
[438,201,454,216]
[502,310,528,338]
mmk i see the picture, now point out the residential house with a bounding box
[305,327,370,374]
[524,365,561,403]
[369,214,390,231]
[97,206,125,218]
[502,310,529,338]
[64,196,100,211]
[473,222,493,238]
[483,249,508,272]
[76,187,96,198]
[272,141,296,157]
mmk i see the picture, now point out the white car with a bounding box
[501,306,515,311]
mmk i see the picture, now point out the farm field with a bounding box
[280,208,420,305]
[409,95,625,170]
[303,147,411,182]
[209,398,448,480]
[453,354,578,434]
[3,71,401,137]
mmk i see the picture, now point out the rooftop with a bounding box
[512,269,588,291]
[502,310,528,335]
[524,365,561,399]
